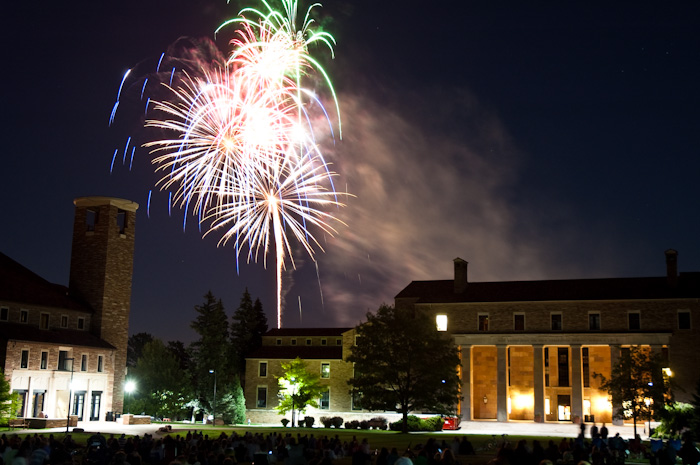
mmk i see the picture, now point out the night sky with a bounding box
[3,1,699,344]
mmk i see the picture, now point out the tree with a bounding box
[347,304,461,433]
[276,357,326,427]
[0,369,21,425]
[595,346,671,438]
[127,332,154,367]
[129,339,193,419]
[230,289,268,378]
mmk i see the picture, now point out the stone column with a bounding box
[610,345,623,425]
[570,344,583,422]
[533,344,545,422]
[460,344,472,421]
[497,344,508,422]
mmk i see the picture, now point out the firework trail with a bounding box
[124,0,344,328]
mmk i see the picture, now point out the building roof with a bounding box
[0,252,92,313]
[0,322,115,350]
[395,273,700,304]
[263,328,352,337]
[247,345,343,360]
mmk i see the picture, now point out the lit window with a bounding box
[320,389,330,410]
[321,363,330,379]
[545,397,550,415]
[259,362,268,377]
[436,315,448,331]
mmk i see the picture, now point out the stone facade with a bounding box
[0,196,137,422]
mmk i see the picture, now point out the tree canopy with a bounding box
[347,304,461,433]
[230,288,268,377]
[595,346,671,438]
[276,357,326,426]
[0,369,20,425]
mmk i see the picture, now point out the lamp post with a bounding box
[124,380,136,414]
[209,370,217,426]
[65,358,75,433]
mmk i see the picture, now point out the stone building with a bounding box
[395,251,700,424]
[244,250,699,426]
[0,196,137,422]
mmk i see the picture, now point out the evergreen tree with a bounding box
[0,369,20,425]
[230,288,268,377]
[127,332,154,367]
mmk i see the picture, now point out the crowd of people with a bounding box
[0,428,698,465]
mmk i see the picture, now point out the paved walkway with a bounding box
[9,420,648,440]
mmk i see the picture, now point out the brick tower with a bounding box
[69,196,138,415]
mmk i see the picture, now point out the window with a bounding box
[40,351,48,370]
[0,307,8,321]
[20,350,29,369]
[40,313,49,330]
[276,339,282,345]
[589,313,601,330]
[436,314,448,331]
[582,348,590,388]
[61,315,68,328]
[321,363,330,379]
[77,318,85,330]
[86,209,98,231]
[97,355,104,372]
[81,354,88,372]
[259,362,268,377]
[352,391,363,410]
[321,339,327,346]
[678,311,691,330]
[306,339,312,346]
[628,312,641,330]
[117,209,127,234]
[544,347,550,387]
[20,309,28,323]
[337,338,342,346]
[58,351,70,370]
[291,339,297,346]
[514,314,525,331]
[256,386,267,408]
[319,389,330,410]
[551,313,562,331]
[558,348,569,387]
[478,314,489,331]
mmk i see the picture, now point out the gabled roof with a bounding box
[0,322,115,350]
[263,328,352,337]
[247,346,343,360]
[395,273,700,304]
[0,252,92,313]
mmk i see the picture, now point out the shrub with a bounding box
[345,420,360,429]
[281,418,290,427]
[389,415,443,431]
[369,417,388,430]
[320,416,333,428]
[359,420,370,430]
[331,416,344,428]
[304,416,315,428]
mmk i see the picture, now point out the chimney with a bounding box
[454,257,468,294]
[665,249,678,288]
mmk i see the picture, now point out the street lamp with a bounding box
[644,397,652,437]
[124,380,136,414]
[209,370,217,426]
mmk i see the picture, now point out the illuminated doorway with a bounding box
[557,395,571,421]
